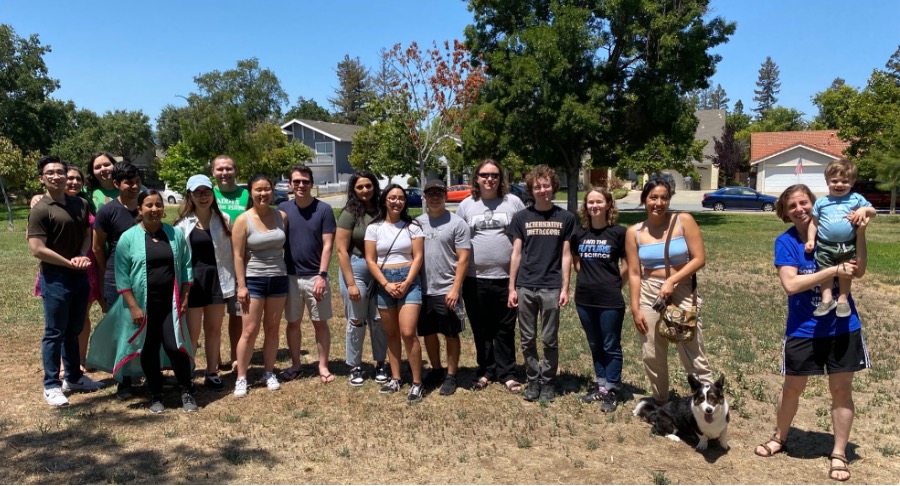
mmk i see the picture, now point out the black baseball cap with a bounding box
[423,179,447,193]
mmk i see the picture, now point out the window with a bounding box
[315,142,333,154]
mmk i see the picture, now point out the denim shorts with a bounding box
[376,266,422,309]
[246,275,289,299]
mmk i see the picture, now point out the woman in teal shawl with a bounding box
[88,190,196,413]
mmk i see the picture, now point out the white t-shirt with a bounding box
[364,220,424,265]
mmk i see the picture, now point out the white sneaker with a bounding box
[264,372,281,391]
[233,377,248,398]
[44,387,69,407]
[62,375,106,392]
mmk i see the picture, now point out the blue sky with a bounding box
[3,1,898,126]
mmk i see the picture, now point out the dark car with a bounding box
[509,183,535,206]
[273,188,290,205]
[405,187,423,208]
[702,186,777,212]
[852,181,892,209]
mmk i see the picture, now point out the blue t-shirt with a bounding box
[774,226,861,338]
[812,192,871,243]
[278,198,336,276]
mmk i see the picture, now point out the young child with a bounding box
[805,158,875,317]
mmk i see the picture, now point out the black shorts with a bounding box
[417,295,462,338]
[782,329,870,376]
[188,264,225,308]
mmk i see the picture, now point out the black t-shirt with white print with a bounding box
[573,224,626,308]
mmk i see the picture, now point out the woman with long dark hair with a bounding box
[86,152,119,211]
[335,171,388,386]
[231,174,288,397]
[364,184,425,402]
[174,174,236,391]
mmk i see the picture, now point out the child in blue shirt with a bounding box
[805,158,875,317]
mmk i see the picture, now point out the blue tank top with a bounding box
[636,215,690,269]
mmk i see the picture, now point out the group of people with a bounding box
[29,153,873,480]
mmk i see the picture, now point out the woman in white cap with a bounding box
[174,174,236,391]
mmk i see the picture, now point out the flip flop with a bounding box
[280,367,302,382]
[320,373,335,384]
[472,377,489,391]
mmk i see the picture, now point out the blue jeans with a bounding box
[340,254,387,366]
[575,305,625,392]
[40,266,90,388]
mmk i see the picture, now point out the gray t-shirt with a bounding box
[416,211,471,296]
[456,194,525,279]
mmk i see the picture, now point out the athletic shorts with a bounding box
[815,238,856,269]
[417,294,462,337]
[782,329,870,376]
[285,275,333,322]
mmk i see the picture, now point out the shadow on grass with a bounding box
[0,406,276,484]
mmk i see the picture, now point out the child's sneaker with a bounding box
[813,300,837,317]
[835,302,851,318]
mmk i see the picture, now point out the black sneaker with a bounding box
[116,383,134,400]
[149,395,165,414]
[380,378,400,394]
[523,381,542,402]
[424,367,446,388]
[407,383,425,404]
[349,367,364,387]
[601,390,618,412]
[182,392,198,413]
[439,374,458,396]
[539,383,556,402]
[581,383,601,404]
[204,374,225,391]
[374,362,389,384]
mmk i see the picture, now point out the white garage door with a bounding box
[763,165,827,194]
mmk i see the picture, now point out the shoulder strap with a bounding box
[663,213,697,305]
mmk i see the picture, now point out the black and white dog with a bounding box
[632,374,730,451]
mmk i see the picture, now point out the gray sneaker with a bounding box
[63,375,106,392]
[835,302,851,318]
[539,383,556,402]
[149,395,165,414]
[439,375,458,396]
[182,392,198,413]
[813,300,837,317]
[523,381,542,402]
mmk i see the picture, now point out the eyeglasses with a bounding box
[478,172,501,179]
[292,179,313,186]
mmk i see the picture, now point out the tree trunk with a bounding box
[418,161,427,210]
[0,176,13,231]
[566,166,579,213]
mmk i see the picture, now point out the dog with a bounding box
[632,374,730,451]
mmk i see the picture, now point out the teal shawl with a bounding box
[86,223,194,380]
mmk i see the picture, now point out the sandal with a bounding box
[504,380,523,393]
[472,377,489,391]
[280,367,302,382]
[319,373,335,384]
[828,454,850,482]
[755,433,787,457]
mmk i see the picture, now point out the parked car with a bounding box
[405,187,423,208]
[702,187,777,212]
[274,179,290,192]
[274,188,290,205]
[446,184,471,203]
[509,183,535,206]
[161,184,184,205]
[852,181,892,209]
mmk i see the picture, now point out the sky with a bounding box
[3,1,899,127]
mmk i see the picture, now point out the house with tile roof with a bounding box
[280,119,364,183]
[666,109,725,191]
[750,130,849,194]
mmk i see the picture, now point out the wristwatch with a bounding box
[319,271,328,279]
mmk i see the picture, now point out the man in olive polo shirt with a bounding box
[28,155,106,406]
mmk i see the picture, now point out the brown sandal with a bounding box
[755,434,787,457]
[828,454,850,482]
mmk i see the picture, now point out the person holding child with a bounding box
[805,158,875,318]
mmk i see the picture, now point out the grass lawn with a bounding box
[1,206,899,484]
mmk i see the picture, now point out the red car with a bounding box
[446,184,472,202]
[852,181,892,209]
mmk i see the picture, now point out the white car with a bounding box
[161,184,184,205]
[274,179,290,192]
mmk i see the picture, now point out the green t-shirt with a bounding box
[337,208,379,257]
[214,186,249,223]
[91,187,119,211]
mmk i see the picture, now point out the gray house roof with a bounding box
[280,119,364,142]
[693,109,726,161]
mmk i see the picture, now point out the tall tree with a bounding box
[328,55,374,125]
[749,106,807,132]
[0,136,40,228]
[812,78,858,130]
[708,84,730,111]
[726,99,751,131]
[372,47,400,100]
[708,124,745,185]
[465,0,735,210]
[51,109,152,165]
[0,24,61,153]
[349,95,417,179]
[885,44,900,77]
[284,96,333,122]
[155,104,190,150]
[753,56,781,117]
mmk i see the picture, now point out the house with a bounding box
[750,130,850,194]
[666,109,724,191]
[280,119,364,183]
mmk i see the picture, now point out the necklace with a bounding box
[144,225,165,243]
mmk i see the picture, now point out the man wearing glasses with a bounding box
[278,165,337,383]
[28,156,105,406]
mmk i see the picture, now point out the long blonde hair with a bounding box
[579,186,619,228]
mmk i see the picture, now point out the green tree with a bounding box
[708,84,730,111]
[156,141,208,196]
[0,136,40,228]
[372,47,400,100]
[749,106,807,132]
[753,56,781,118]
[155,104,190,150]
[329,55,374,125]
[708,124,745,185]
[465,0,735,210]
[284,96,333,122]
[51,109,152,165]
[811,78,858,130]
[0,24,63,154]
[726,99,751,131]
[349,95,417,179]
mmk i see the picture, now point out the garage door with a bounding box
[763,165,827,194]
[310,165,334,184]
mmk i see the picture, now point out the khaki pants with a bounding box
[639,275,713,402]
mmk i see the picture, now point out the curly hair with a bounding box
[525,164,560,195]
[579,186,619,228]
[470,159,509,201]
